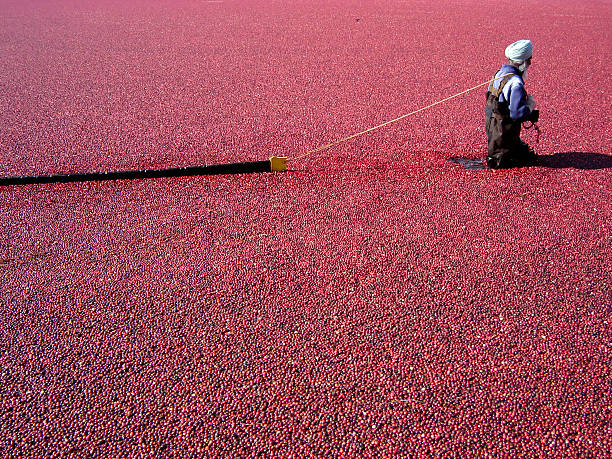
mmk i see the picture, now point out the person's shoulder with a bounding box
[500,74,524,100]
[506,75,524,89]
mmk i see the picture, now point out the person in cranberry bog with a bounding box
[485,39,540,169]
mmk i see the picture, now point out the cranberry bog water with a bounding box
[1,0,610,455]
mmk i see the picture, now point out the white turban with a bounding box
[505,39,533,63]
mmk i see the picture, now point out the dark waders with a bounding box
[485,75,535,169]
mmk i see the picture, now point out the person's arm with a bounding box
[507,82,532,121]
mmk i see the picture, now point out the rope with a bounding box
[289,73,514,163]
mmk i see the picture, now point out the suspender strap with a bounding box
[488,74,515,98]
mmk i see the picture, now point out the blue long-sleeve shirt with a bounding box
[491,65,532,121]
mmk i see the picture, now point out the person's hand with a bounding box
[527,95,537,110]
[529,109,540,123]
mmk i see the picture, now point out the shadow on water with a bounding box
[538,152,612,170]
[448,152,612,170]
[447,157,486,170]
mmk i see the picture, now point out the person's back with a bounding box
[485,39,540,169]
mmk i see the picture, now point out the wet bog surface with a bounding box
[1,0,611,456]
[448,157,487,170]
